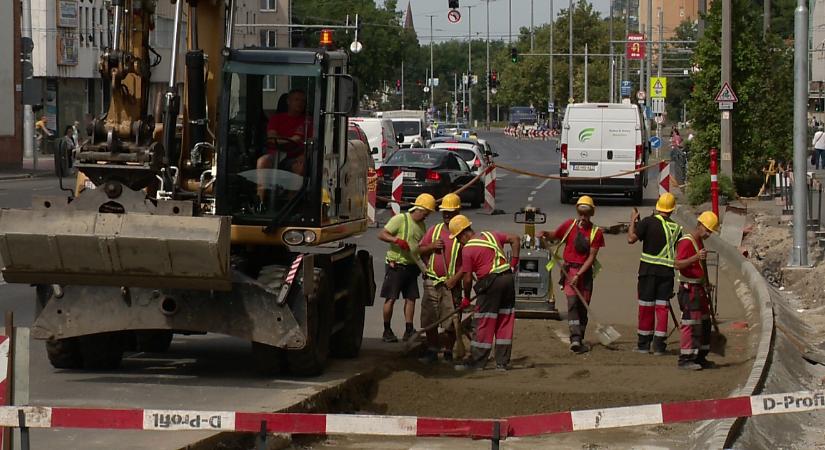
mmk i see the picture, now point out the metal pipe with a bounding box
[225,0,236,50]
[169,0,184,88]
[568,0,573,102]
[112,0,122,51]
[429,15,435,113]
[791,0,810,266]
[467,5,473,126]
[584,43,588,102]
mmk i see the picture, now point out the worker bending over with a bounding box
[628,193,683,355]
[417,194,464,363]
[674,211,719,370]
[377,194,435,342]
[449,215,520,371]
[539,196,605,353]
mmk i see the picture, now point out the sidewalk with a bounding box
[0,157,55,181]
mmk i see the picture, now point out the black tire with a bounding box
[46,338,83,369]
[470,189,483,209]
[135,331,174,353]
[330,265,367,358]
[632,186,644,206]
[560,188,572,204]
[79,332,125,370]
[251,342,285,375]
[286,270,333,376]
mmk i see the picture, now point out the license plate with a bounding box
[402,171,416,178]
[572,164,596,171]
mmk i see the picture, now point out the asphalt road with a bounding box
[0,133,739,449]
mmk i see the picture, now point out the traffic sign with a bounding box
[650,77,667,99]
[715,82,738,103]
[626,33,645,60]
[655,115,664,124]
[636,90,646,101]
[652,98,665,114]
[650,136,662,149]
[621,80,632,97]
[718,101,734,110]
[447,9,462,23]
[548,101,555,113]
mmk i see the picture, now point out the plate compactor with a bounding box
[512,207,561,320]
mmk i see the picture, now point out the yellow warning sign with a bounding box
[649,77,667,99]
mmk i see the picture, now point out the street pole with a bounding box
[509,0,512,44]
[467,5,473,126]
[764,0,771,37]
[623,0,631,84]
[568,0,573,103]
[486,0,491,129]
[530,0,535,51]
[21,0,35,167]
[699,0,707,38]
[646,0,652,113]
[609,0,614,103]
[791,0,810,266]
[429,15,435,115]
[454,73,458,120]
[401,59,405,110]
[549,0,554,116]
[720,0,733,177]
[584,43,589,102]
[657,7,663,138]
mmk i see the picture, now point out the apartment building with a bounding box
[0,1,22,167]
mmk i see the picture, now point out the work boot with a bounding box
[495,364,510,372]
[454,360,485,371]
[678,362,703,371]
[574,343,590,354]
[696,358,717,369]
[569,340,583,353]
[402,328,417,342]
[652,337,667,356]
[382,329,398,343]
[418,349,438,364]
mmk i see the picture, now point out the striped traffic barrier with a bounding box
[367,168,377,225]
[391,169,403,216]
[658,160,670,195]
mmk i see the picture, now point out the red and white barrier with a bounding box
[391,169,403,215]
[658,160,670,195]
[484,166,496,213]
[367,168,377,224]
[1,390,823,439]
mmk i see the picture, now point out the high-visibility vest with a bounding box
[425,223,460,284]
[639,214,682,268]
[545,220,601,277]
[465,231,510,275]
[677,234,706,284]
[387,213,413,263]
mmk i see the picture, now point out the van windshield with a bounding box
[393,120,420,136]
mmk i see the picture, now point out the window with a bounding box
[259,30,277,90]
[445,155,462,171]
[260,0,277,11]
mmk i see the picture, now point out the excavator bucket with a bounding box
[0,208,231,291]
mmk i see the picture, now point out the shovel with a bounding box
[438,242,467,360]
[403,297,475,354]
[701,257,727,356]
[571,285,621,346]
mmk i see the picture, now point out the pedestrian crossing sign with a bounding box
[649,77,667,99]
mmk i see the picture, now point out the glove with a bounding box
[510,256,520,270]
[460,297,472,310]
[394,238,410,251]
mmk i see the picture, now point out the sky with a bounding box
[382,0,612,43]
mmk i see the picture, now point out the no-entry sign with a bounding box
[626,33,645,60]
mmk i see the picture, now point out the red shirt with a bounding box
[676,236,705,281]
[461,231,508,279]
[552,219,605,265]
[267,113,313,158]
[420,223,460,278]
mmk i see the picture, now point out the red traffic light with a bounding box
[491,71,497,82]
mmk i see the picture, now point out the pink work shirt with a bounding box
[460,231,509,279]
[421,223,460,278]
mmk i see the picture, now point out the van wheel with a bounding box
[560,189,572,204]
[632,187,644,205]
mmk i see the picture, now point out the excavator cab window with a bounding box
[220,63,323,227]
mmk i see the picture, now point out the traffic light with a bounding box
[449,0,459,8]
[490,70,498,88]
[510,47,518,63]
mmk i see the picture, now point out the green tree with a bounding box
[664,20,697,121]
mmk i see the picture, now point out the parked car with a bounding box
[376,149,484,208]
[559,102,649,205]
[347,123,369,145]
[428,137,496,173]
[348,117,401,167]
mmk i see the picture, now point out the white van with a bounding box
[389,118,427,148]
[348,117,401,167]
[558,103,649,205]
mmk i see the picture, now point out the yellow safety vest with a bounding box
[425,223,460,284]
[677,235,706,284]
[639,214,682,268]
[545,220,601,277]
[465,231,510,275]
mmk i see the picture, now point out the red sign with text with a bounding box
[626,33,645,60]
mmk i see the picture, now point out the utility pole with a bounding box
[401,59,405,110]
[509,0,512,44]
[549,0,554,116]
[699,0,707,38]
[486,0,491,129]
[609,0,614,102]
[467,5,474,126]
[764,0,771,37]
[428,15,436,115]
[791,0,810,266]
[21,0,35,167]
[646,0,652,111]
[584,43,589,102]
[568,0,574,103]
[720,0,733,177]
[530,0,535,51]
[623,0,631,85]
[657,7,663,137]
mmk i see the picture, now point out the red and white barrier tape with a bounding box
[3,390,823,438]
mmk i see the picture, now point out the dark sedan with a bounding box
[376,149,484,209]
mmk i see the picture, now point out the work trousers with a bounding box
[677,283,711,363]
[563,265,592,344]
[637,274,674,352]
[469,271,516,367]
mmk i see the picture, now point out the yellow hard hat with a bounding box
[439,193,462,211]
[448,214,473,239]
[698,211,719,232]
[576,195,595,210]
[411,193,436,212]
[655,192,677,213]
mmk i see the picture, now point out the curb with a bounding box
[673,209,775,449]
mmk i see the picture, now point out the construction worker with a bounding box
[674,211,719,370]
[377,193,436,343]
[449,215,520,371]
[417,193,463,363]
[538,196,605,353]
[628,192,683,355]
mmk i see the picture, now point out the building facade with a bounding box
[638,0,699,40]
[0,0,22,168]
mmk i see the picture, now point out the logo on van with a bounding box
[578,128,595,143]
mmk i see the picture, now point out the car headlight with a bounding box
[303,230,318,244]
[283,230,304,245]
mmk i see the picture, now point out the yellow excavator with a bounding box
[0,0,375,375]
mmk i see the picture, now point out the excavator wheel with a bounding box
[286,268,333,377]
[330,264,367,358]
[46,338,83,370]
[79,332,126,370]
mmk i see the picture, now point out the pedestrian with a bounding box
[538,196,605,353]
[671,129,683,150]
[58,125,75,174]
[812,126,825,169]
[674,211,719,370]
[377,193,436,343]
[449,214,520,371]
[627,192,683,355]
[417,193,463,363]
